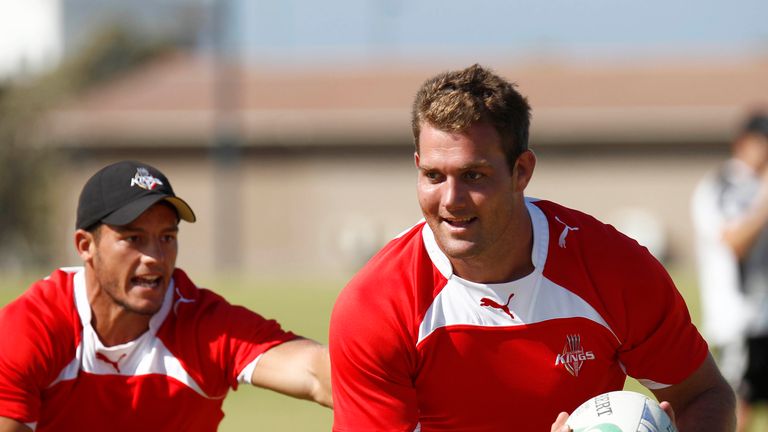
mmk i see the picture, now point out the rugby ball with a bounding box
[566,391,677,432]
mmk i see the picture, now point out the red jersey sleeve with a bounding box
[612,245,708,386]
[0,298,44,423]
[330,229,428,432]
[164,270,298,395]
[541,202,708,388]
[0,272,79,424]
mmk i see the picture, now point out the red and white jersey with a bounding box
[0,267,296,431]
[330,198,708,432]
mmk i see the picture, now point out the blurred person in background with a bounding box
[692,112,768,431]
[330,64,735,432]
[0,161,332,432]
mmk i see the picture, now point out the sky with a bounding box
[2,0,768,78]
[0,0,61,78]
[235,0,768,65]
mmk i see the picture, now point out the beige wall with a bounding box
[53,146,725,279]
[528,150,723,267]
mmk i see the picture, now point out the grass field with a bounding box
[1,268,764,430]
[0,271,339,430]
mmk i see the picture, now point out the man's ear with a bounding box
[513,150,536,192]
[74,228,97,262]
[414,151,420,168]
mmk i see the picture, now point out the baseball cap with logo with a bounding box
[76,160,196,230]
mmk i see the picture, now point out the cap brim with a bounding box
[164,196,196,223]
[101,194,196,226]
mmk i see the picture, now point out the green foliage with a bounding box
[0,27,173,269]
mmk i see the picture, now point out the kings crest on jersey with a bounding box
[555,334,596,377]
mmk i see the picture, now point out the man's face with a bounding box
[87,203,179,316]
[415,122,532,267]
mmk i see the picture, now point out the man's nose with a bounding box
[141,238,167,263]
[442,177,467,210]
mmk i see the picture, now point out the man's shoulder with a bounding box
[1,268,78,324]
[529,198,624,247]
[334,221,441,317]
[347,221,432,287]
[0,268,80,379]
[167,268,278,327]
[530,198,604,228]
[331,223,434,353]
[530,198,657,275]
[168,268,233,316]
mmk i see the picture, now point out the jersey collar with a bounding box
[72,267,176,339]
[421,197,550,281]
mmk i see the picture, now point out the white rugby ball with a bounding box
[566,390,677,432]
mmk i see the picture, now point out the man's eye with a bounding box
[465,171,483,181]
[424,171,441,181]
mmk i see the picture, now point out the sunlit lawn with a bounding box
[2,268,765,431]
[0,271,339,431]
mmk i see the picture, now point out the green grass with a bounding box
[2,269,765,430]
[196,275,341,431]
[0,272,340,431]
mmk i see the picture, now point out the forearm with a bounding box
[306,343,333,408]
[250,338,333,408]
[0,417,31,432]
[674,384,736,432]
[652,354,737,432]
[723,187,768,258]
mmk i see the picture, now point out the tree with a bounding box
[0,26,173,269]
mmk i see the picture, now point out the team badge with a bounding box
[130,167,164,190]
[554,334,595,376]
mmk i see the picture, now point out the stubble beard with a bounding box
[105,281,161,317]
[431,220,485,261]
[93,253,161,317]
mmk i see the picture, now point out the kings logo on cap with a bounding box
[130,167,164,191]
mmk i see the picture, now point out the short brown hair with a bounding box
[411,64,531,170]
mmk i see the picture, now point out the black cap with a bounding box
[744,113,768,137]
[76,160,196,230]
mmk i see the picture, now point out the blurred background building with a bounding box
[2,0,768,279]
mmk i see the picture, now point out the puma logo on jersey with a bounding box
[173,286,195,315]
[555,216,579,248]
[96,352,127,373]
[480,293,515,320]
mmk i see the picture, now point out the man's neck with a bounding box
[450,205,535,284]
[85,273,152,347]
[89,304,151,347]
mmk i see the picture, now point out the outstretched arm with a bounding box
[250,338,332,408]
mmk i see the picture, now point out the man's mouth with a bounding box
[131,275,162,289]
[442,217,477,228]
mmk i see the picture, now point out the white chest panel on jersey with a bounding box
[48,268,222,400]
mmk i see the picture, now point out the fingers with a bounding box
[550,411,571,432]
[659,400,677,426]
